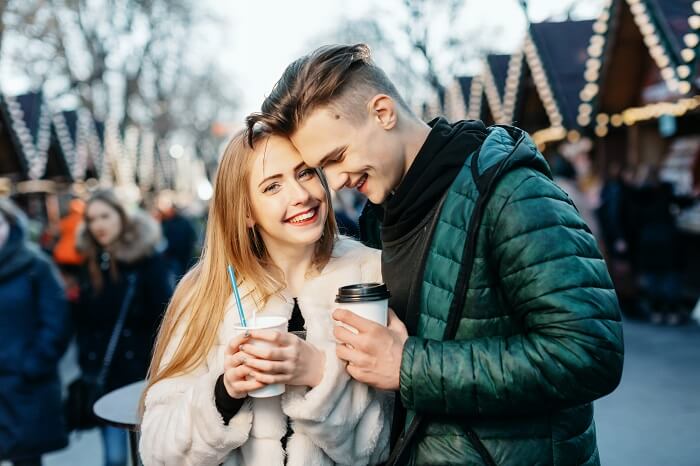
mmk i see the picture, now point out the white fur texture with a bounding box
[140,238,391,466]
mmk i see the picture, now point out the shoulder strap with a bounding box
[386,134,527,466]
[95,272,139,390]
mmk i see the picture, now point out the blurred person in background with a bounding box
[152,190,197,281]
[628,166,686,325]
[0,198,71,466]
[73,190,174,466]
[53,198,86,303]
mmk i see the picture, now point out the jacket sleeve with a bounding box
[21,255,71,379]
[399,169,624,417]
[282,347,392,465]
[139,330,253,466]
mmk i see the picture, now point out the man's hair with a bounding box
[246,43,410,142]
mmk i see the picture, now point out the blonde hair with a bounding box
[142,127,337,412]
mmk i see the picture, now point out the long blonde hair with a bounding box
[142,127,337,410]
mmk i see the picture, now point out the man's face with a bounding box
[290,106,404,204]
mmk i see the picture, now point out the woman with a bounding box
[0,198,70,465]
[139,128,391,466]
[74,190,174,466]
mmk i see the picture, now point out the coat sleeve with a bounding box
[399,169,624,417]
[281,248,391,465]
[139,329,253,466]
[21,254,71,379]
[282,347,392,465]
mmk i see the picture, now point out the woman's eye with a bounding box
[298,169,316,180]
[263,183,280,194]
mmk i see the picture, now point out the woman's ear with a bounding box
[245,213,255,229]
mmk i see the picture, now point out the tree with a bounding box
[2,0,238,164]
[312,0,502,114]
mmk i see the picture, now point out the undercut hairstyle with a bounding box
[246,43,411,142]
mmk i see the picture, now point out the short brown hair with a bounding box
[246,43,410,142]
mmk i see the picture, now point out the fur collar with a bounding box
[77,209,162,264]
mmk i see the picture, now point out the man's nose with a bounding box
[324,168,349,192]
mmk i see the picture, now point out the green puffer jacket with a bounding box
[387,126,624,465]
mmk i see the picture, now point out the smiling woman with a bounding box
[139,127,392,466]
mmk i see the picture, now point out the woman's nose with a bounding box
[289,180,312,205]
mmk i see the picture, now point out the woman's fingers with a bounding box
[229,378,266,395]
[225,333,250,356]
[247,370,292,385]
[239,343,288,361]
[244,357,293,375]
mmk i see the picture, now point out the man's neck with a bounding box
[401,118,432,181]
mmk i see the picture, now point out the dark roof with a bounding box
[530,20,594,128]
[646,0,698,69]
[16,92,45,144]
[486,54,511,99]
[62,110,78,142]
[457,76,473,110]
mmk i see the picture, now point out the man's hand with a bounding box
[333,308,409,390]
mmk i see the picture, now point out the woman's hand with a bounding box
[223,333,267,399]
[239,331,326,388]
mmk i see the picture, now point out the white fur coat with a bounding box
[139,238,392,466]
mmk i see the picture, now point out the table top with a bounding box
[93,380,146,430]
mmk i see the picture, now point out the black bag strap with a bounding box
[387,134,527,466]
[94,272,139,391]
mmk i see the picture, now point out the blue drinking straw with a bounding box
[227,264,247,327]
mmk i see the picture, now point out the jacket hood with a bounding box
[473,125,552,182]
[77,209,162,264]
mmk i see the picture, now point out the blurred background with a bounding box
[0,0,699,465]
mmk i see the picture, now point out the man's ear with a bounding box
[367,94,398,130]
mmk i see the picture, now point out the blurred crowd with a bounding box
[550,141,700,327]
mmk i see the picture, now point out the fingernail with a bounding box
[244,330,250,337]
[239,345,246,351]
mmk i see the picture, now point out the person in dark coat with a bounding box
[154,191,197,281]
[75,190,174,466]
[628,167,687,324]
[0,198,71,466]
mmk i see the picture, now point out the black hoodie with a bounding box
[366,118,487,322]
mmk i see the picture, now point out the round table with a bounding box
[93,380,146,466]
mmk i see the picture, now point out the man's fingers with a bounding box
[336,343,372,367]
[333,308,380,334]
[346,363,371,383]
[333,323,365,349]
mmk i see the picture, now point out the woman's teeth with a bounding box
[288,209,315,223]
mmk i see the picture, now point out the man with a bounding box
[247,44,623,465]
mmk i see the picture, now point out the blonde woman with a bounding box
[139,127,392,466]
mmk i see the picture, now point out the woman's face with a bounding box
[247,135,328,252]
[86,200,122,247]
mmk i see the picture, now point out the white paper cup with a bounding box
[335,283,390,330]
[233,315,288,398]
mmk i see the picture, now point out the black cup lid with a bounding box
[336,283,390,303]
